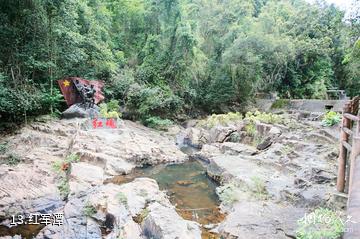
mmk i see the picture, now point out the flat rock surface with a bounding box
[190,115,343,238]
[0,118,189,238]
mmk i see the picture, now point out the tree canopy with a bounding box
[0,0,359,123]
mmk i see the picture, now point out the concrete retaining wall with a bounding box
[256,99,348,112]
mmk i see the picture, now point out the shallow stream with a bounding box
[0,146,225,239]
[107,158,225,238]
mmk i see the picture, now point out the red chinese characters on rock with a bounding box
[106,118,117,128]
[92,118,117,129]
[92,119,103,129]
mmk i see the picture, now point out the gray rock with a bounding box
[0,164,64,219]
[143,202,202,239]
[184,127,209,148]
[256,137,273,150]
[62,103,100,119]
[217,201,305,239]
[72,120,187,174]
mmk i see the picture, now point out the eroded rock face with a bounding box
[0,113,344,239]
[0,118,188,238]
[0,164,64,219]
[74,119,187,175]
[183,122,245,148]
[36,178,201,239]
[190,115,342,238]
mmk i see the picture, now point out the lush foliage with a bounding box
[245,111,283,125]
[51,153,80,199]
[99,100,122,119]
[322,111,341,127]
[198,112,243,128]
[296,208,344,239]
[0,0,359,124]
[143,116,173,131]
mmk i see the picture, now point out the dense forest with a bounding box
[0,0,359,124]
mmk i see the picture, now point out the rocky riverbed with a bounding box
[0,112,346,239]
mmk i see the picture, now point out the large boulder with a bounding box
[62,103,100,119]
[4,118,187,177]
[37,178,202,239]
[143,202,201,239]
[217,201,305,239]
[73,119,187,174]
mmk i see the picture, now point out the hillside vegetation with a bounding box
[0,0,359,124]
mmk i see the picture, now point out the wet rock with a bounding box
[36,197,95,239]
[184,123,245,147]
[38,178,199,239]
[176,180,194,186]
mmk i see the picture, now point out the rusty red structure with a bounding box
[57,77,105,106]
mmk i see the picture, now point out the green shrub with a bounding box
[0,142,8,154]
[116,192,128,208]
[245,123,256,136]
[52,160,63,172]
[143,116,173,130]
[296,208,344,239]
[321,111,341,127]
[58,177,70,199]
[245,111,283,124]
[104,68,136,102]
[250,176,268,200]
[100,100,122,119]
[126,85,183,120]
[216,182,239,206]
[271,99,290,109]
[198,112,243,128]
[52,153,79,173]
[84,202,97,217]
[65,153,80,163]
[6,153,21,166]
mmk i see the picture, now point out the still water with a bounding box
[107,159,225,238]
